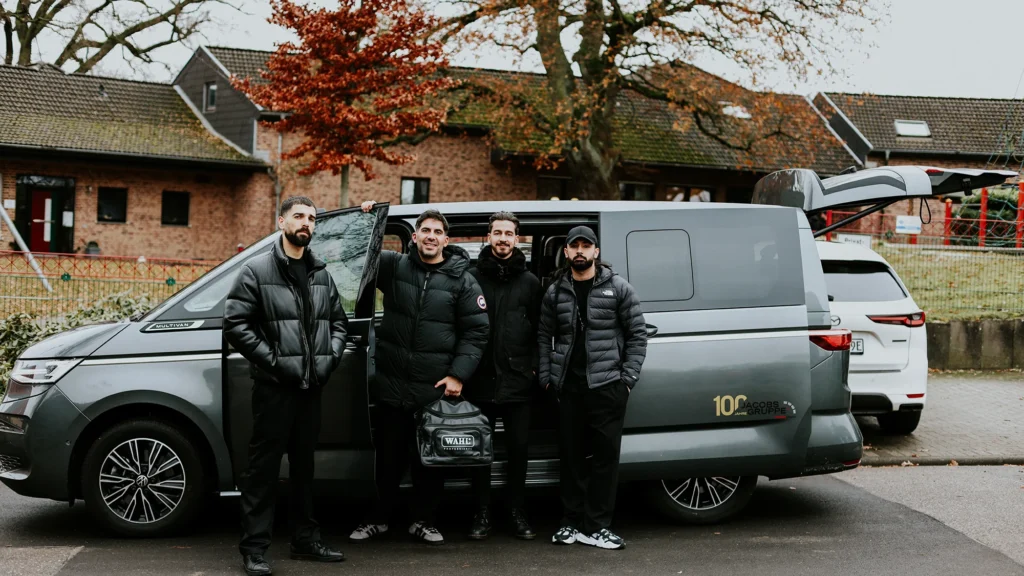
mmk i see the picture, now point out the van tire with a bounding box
[876,411,922,435]
[649,476,757,525]
[82,419,206,538]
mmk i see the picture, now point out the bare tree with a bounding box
[1,0,237,74]
[434,0,883,200]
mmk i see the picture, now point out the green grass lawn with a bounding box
[874,243,1024,322]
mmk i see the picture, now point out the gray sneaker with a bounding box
[348,523,387,541]
[409,521,444,545]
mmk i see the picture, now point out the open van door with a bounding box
[752,166,1016,237]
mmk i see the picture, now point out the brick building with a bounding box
[2,47,860,260]
[812,92,1023,232]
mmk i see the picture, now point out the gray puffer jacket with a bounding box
[537,264,647,392]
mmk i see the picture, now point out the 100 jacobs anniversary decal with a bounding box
[713,395,797,419]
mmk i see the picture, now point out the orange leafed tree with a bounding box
[237,0,457,207]
[435,0,881,200]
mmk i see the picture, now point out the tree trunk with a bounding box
[565,115,620,200]
[3,17,12,66]
[339,164,351,209]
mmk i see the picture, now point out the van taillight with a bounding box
[869,312,926,328]
[809,329,852,351]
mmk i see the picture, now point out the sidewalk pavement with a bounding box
[859,370,1024,466]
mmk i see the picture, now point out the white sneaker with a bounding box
[409,521,444,545]
[349,523,388,541]
[551,525,579,545]
[576,528,625,550]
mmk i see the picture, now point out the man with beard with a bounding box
[348,202,489,546]
[538,226,647,551]
[465,211,541,541]
[225,196,349,575]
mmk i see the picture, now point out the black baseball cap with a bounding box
[565,225,598,247]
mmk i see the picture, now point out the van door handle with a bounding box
[645,324,658,337]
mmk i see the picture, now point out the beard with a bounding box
[417,241,440,260]
[491,242,513,257]
[285,228,311,247]
[570,256,595,271]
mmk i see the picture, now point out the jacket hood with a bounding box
[477,245,528,281]
[408,241,472,277]
[557,262,615,290]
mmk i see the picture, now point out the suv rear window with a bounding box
[822,261,907,302]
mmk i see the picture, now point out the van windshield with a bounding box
[821,261,907,302]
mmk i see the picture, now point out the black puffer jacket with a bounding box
[538,264,647,392]
[224,236,349,389]
[467,246,542,404]
[375,243,490,410]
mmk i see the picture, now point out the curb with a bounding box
[862,455,1024,467]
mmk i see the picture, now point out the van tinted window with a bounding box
[626,230,694,301]
[822,261,907,302]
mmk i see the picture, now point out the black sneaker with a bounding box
[242,554,272,576]
[468,507,492,540]
[551,525,578,545]
[576,528,625,550]
[510,508,536,540]
[290,540,345,562]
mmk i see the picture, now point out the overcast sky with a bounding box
[79,0,1024,100]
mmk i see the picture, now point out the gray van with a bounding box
[0,165,1011,537]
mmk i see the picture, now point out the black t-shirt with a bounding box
[287,256,314,380]
[568,277,594,383]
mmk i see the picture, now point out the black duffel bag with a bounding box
[417,396,493,467]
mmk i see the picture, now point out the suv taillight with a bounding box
[810,329,852,351]
[868,312,925,328]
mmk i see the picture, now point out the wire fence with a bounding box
[824,211,1024,320]
[0,251,218,319]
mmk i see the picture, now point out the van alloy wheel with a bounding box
[98,438,186,524]
[660,477,741,510]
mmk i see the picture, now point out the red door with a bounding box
[29,190,53,252]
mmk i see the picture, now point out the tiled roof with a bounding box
[206,46,272,84]
[0,64,262,166]
[205,46,856,174]
[822,92,1024,156]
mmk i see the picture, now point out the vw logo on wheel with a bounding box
[831,315,841,326]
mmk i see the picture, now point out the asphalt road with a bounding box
[2,467,1023,576]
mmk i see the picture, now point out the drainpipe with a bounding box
[0,174,52,292]
[884,150,890,166]
[274,131,283,228]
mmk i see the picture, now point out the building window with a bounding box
[97,187,127,223]
[619,182,655,201]
[894,119,930,137]
[400,178,430,204]
[537,176,577,200]
[203,82,217,112]
[162,191,190,226]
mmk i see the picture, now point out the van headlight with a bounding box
[10,359,81,385]
[3,359,82,404]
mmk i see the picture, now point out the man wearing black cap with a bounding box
[538,225,647,550]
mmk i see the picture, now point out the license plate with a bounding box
[851,339,864,355]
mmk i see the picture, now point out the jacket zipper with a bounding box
[407,270,431,405]
[290,284,311,390]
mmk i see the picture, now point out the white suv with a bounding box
[815,241,928,435]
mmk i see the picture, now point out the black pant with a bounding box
[558,377,629,535]
[370,403,445,525]
[239,383,322,556]
[471,401,531,510]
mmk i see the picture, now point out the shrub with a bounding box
[0,292,155,398]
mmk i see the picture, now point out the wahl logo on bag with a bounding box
[441,435,475,450]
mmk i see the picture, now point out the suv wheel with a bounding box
[82,419,206,537]
[649,476,757,525]
[876,411,922,435]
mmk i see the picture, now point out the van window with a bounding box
[626,230,694,301]
[821,261,907,302]
[689,224,802,309]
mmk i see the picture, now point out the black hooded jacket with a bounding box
[374,243,490,410]
[466,246,542,404]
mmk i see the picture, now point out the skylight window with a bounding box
[721,103,752,119]
[894,119,930,137]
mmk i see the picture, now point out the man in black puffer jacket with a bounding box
[225,197,348,575]
[539,225,647,551]
[465,211,541,542]
[349,203,489,547]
